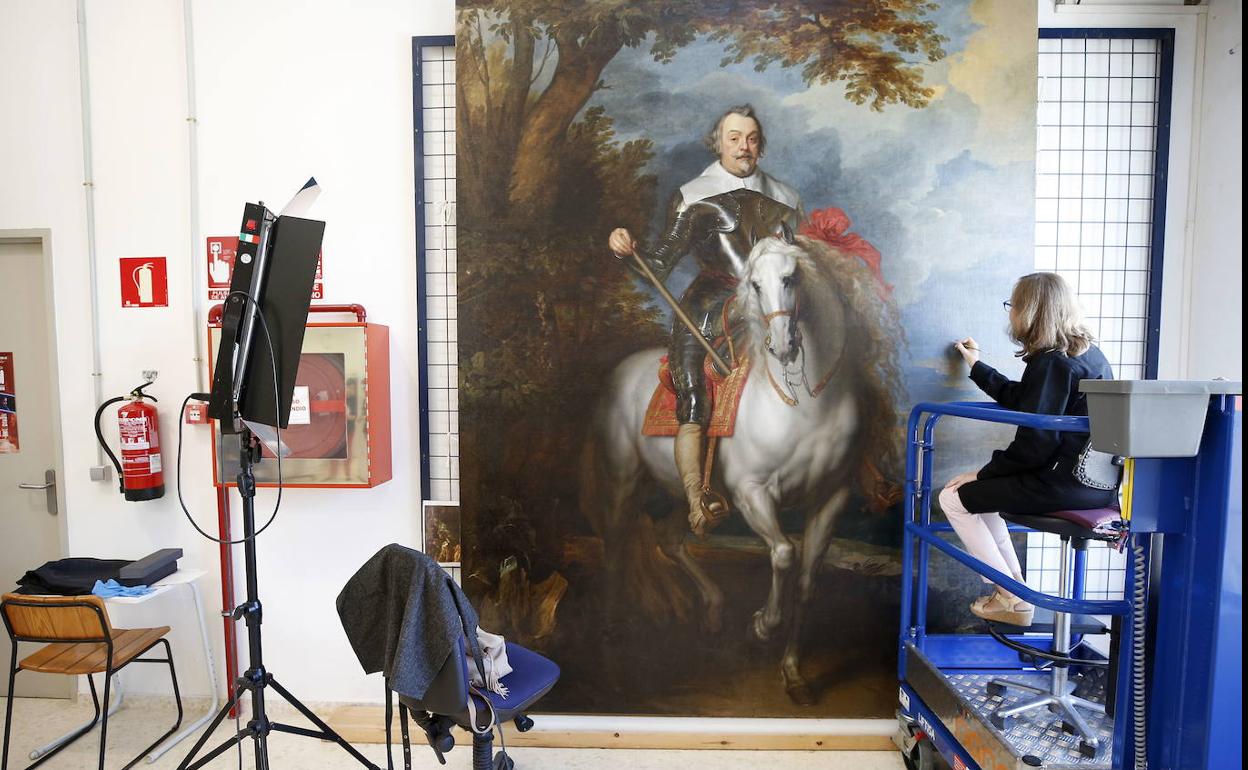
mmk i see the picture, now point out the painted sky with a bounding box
[585,0,1039,409]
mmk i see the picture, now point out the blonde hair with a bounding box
[1009,272,1095,359]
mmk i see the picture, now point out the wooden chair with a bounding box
[1,592,183,770]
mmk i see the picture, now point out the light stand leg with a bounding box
[177,427,377,770]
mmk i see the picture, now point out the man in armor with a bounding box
[607,105,803,537]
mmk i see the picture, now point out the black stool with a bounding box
[986,507,1120,758]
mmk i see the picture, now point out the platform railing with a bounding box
[899,401,1133,658]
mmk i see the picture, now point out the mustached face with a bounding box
[719,113,761,177]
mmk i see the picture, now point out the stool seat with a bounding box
[1001,507,1120,541]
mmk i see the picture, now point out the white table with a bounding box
[28,568,219,765]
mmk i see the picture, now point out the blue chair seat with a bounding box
[466,643,560,725]
[340,545,560,769]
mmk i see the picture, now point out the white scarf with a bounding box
[468,627,512,698]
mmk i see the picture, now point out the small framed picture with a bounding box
[422,500,461,566]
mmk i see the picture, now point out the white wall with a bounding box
[0,0,1239,705]
[1,0,454,701]
[1184,0,1242,379]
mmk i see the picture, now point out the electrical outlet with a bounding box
[185,402,209,425]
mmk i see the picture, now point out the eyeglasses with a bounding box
[1003,300,1013,310]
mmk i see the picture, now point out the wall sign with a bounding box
[207,237,323,302]
[119,257,169,308]
[0,352,18,454]
[207,236,237,301]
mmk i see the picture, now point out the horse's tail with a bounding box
[578,420,695,625]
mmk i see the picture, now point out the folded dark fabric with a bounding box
[16,558,131,596]
[336,543,483,702]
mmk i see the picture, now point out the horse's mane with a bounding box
[735,236,906,509]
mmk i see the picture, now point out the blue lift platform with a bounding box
[895,383,1241,770]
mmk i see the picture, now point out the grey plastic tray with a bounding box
[1080,379,1241,457]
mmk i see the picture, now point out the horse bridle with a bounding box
[760,285,843,406]
[762,288,802,352]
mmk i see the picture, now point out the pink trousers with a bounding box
[938,484,1024,586]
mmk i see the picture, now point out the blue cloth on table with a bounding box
[91,579,153,598]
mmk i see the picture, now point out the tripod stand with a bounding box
[178,426,378,770]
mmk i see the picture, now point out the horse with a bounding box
[579,232,903,704]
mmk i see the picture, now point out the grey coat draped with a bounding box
[336,543,484,701]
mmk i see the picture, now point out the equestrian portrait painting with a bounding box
[451,0,1037,717]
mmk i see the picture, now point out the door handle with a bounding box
[18,469,57,515]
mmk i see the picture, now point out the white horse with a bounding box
[580,233,902,703]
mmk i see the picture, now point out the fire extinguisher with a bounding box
[95,381,164,501]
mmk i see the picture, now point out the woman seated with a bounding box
[943,272,1117,626]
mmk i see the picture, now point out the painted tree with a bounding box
[457,0,947,223]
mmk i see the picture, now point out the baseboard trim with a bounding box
[324,706,897,751]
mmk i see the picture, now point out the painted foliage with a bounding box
[454,0,1036,716]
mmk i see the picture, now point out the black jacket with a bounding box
[971,347,1113,480]
[954,346,1117,515]
[16,558,130,596]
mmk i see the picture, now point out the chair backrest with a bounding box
[393,569,473,717]
[402,632,471,718]
[1,592,113,643]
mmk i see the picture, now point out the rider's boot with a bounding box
[675,423,727,538]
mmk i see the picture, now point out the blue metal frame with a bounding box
[413,35,455,499]
[1037,28,1175,379]
[900,395,1242,770]
[899,401,1140,769]
[1144,397,1241,769]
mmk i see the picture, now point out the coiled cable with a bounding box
[1132,536,1148,769]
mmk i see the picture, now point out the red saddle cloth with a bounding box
[641,355,752,437]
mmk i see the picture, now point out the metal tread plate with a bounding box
[950,671,1112,769]
[906,643,1113,770]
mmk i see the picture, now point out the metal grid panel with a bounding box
[1028,33,1169,601]
[1034,35,1161,381]
[416,42,459,502]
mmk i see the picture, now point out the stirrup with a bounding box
[690,488,730,537]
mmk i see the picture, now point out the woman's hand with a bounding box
[944,471,979,491]
[953,337,980,367]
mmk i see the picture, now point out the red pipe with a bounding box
[310,303,367,322]
[216,479,239,716]
[207,303,366,326]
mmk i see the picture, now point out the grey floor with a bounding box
[1,695,907,769]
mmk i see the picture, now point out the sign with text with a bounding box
[288,385,311,425]
[119,257,169,308]
[206,236,237,301]
[207,236,323,301]
[0,352,18,453]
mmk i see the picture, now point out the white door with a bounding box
[0,236,71,698]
